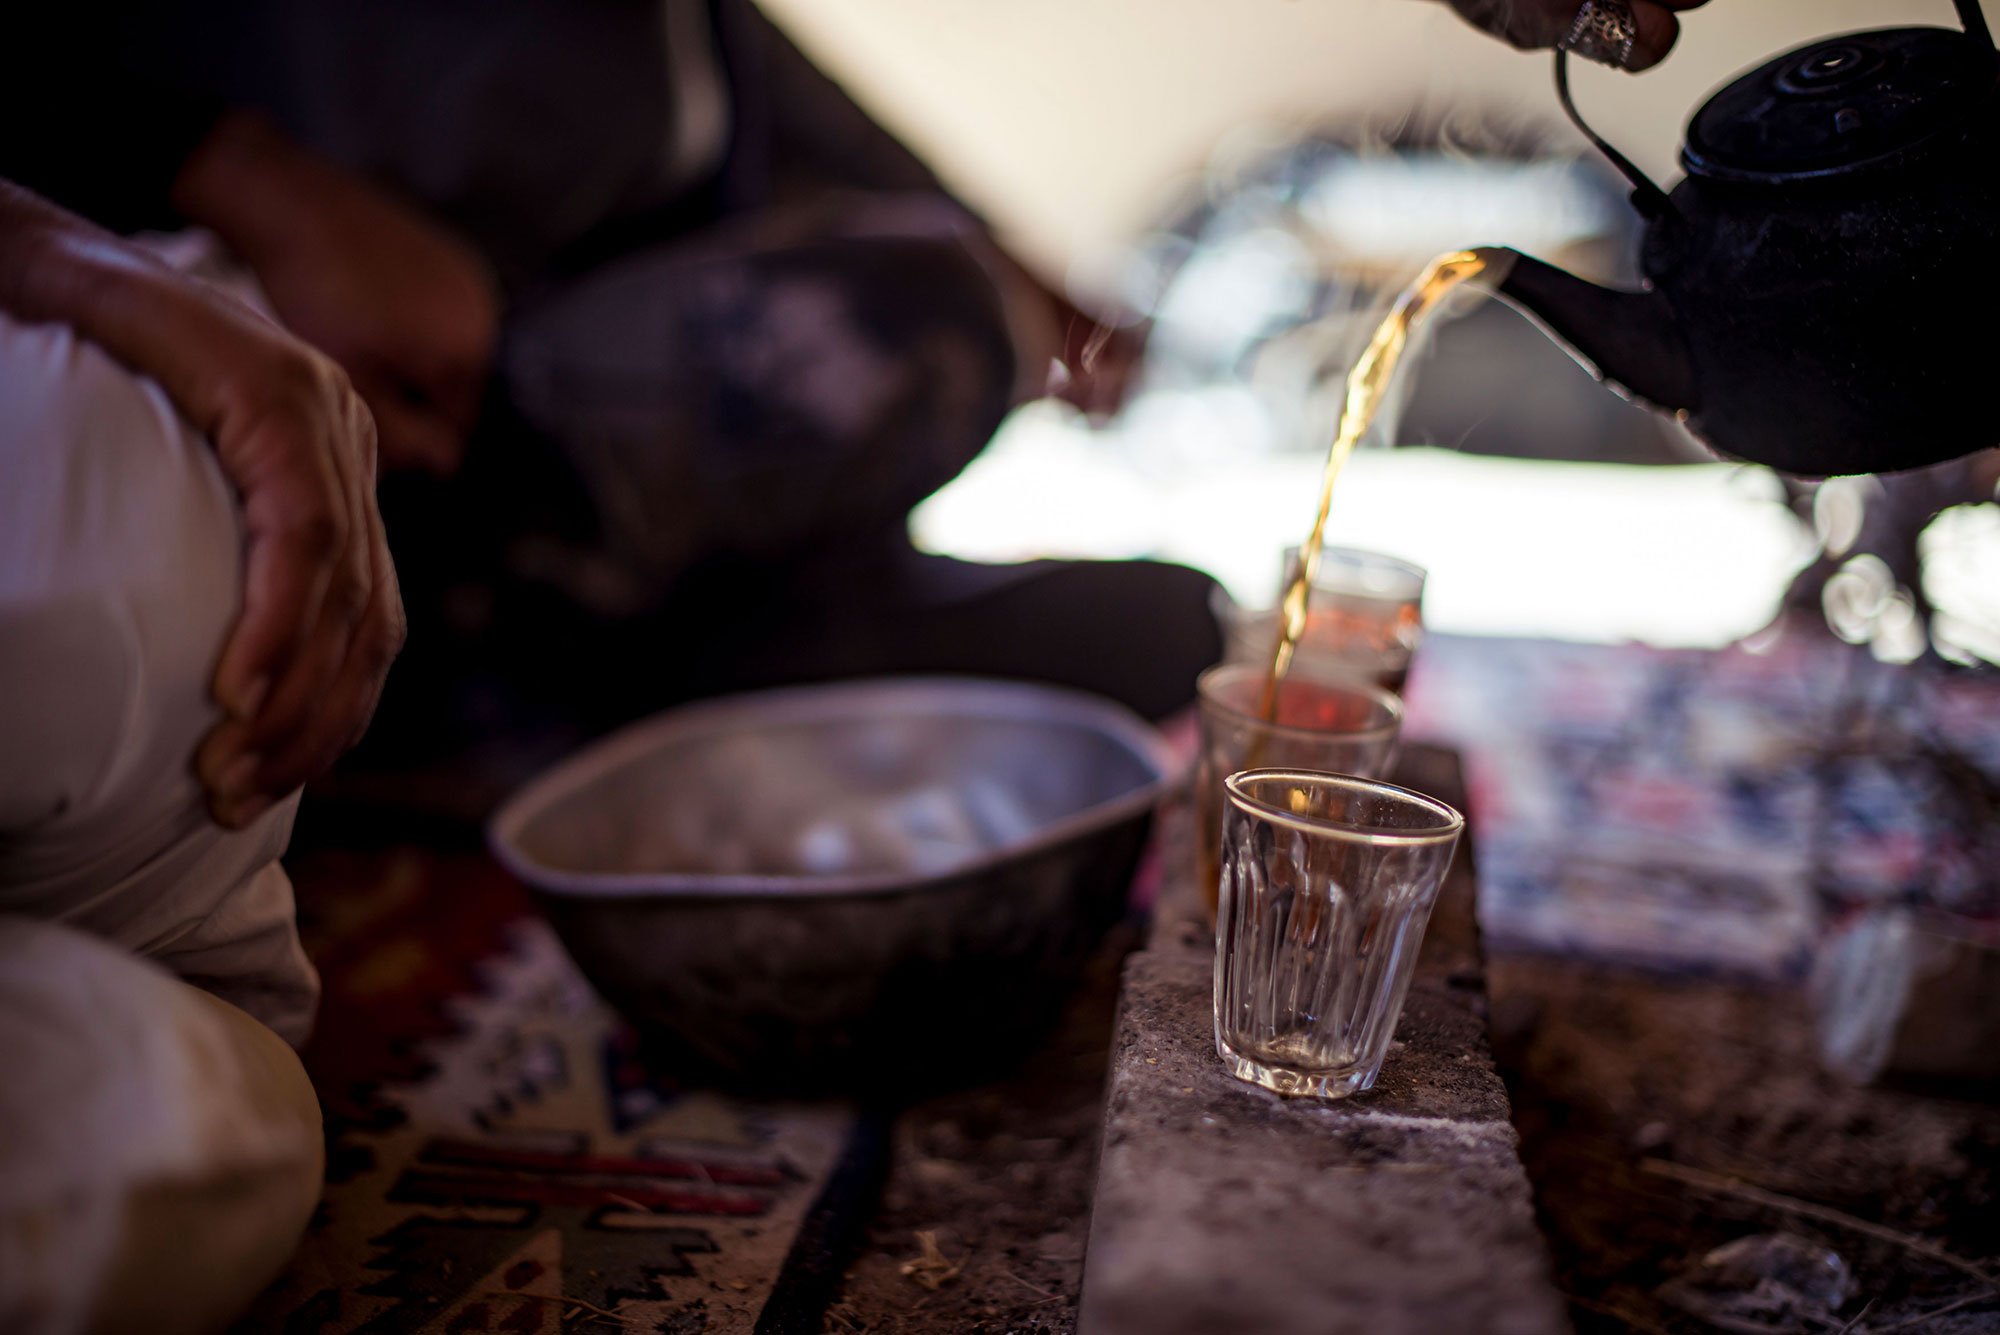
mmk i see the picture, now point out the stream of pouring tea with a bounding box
[1258,248,1501,720]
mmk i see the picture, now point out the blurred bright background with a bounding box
[761,0,1998,659]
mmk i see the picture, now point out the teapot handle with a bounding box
[1955,0,1994,56]
[1559,3,1991,215]
[1553,51,1673,219]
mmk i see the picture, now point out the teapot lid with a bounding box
[1683,27,1996,183]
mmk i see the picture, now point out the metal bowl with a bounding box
[488,677,1178,1089]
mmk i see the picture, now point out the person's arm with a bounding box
[0,180,404,827]
[0,8,497,475]
[734,1,1140,416]
[1442,0,1710,71]
[169,112,501,477]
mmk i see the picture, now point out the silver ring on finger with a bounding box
[1559,0,1640,69]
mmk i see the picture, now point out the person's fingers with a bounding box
[200,467,401,826]
[429,361,485,442]
[1446,0,1565,51]
[236,383,382,780]
[1446,0,1698,69]
[1062,340,1141,421]
[249,555,404,810]
[1625,3,1685,71]
[216,550,362,810]
[202,372,385,821]
[360,373,468,476]
[207,428,347,728]
[195,715,262,828]
[242,631,373,812]
[392,240,499,435]
[402,311,495,440]
[340,461,406,754]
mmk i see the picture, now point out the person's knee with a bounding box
[0,919,322,1335]
[0,311,245,778]
[1019,558,1225,719]
[502,225,1019,581]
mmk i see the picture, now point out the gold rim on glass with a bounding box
[1222,767,1463,846]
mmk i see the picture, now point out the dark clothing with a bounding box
[5,7,223,233]
[6,0,940,287]
[7,1,1220,745]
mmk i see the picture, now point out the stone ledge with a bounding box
[1076,745,1569,1335]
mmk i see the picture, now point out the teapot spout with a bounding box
[1485,248,1701,419]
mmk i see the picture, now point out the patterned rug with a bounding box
[1406,626,2000,981]
[237,850,877,1334]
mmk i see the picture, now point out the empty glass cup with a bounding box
[1213,768,1464,1099]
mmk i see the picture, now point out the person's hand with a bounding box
[799,192,1152,420]
[1444,0,1710,71]
[972,236,1150,421]
[172,113,499,476]
[0,182,406,826]
[186,324,404,826]
[1047,294,1148,423]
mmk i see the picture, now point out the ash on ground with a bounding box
[823,920,1139,1334]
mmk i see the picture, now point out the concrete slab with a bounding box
[1076,745,1569,1335]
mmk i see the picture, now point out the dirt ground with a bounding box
[817,944,2000,1335]
[820,921,1141,1335]
[1492,956,2000,1334]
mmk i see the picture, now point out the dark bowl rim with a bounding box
[486,675,1182,900]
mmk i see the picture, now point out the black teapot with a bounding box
[1488,0,1999,476]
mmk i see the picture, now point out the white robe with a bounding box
[0,237,325,1335]
[0,238,315,1047]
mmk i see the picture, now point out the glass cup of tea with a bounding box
[1213,768,1464,1099]
[1211,547,1427,694]
[1193,662,1402,915]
